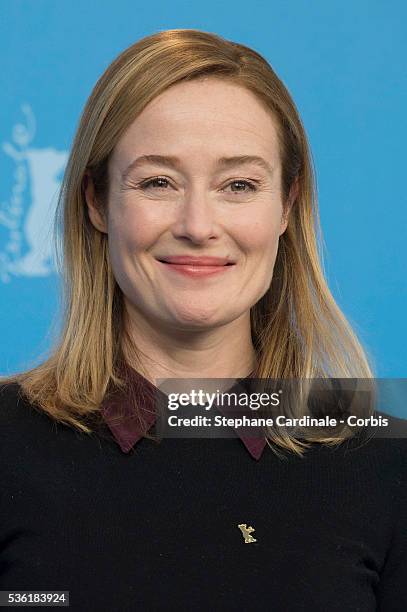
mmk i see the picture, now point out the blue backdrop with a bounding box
[1,2,406,389]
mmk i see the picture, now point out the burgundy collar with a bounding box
[100,363,267,460]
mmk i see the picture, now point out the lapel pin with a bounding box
[238,523,257,544]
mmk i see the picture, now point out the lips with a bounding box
[157,255,235,266]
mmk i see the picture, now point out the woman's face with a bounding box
[88,78,292,332]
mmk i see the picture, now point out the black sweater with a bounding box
[1,381,407,611]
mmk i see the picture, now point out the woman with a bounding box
[1,29,406,611]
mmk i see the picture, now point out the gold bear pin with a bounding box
[237,523,257,544]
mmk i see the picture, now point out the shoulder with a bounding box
[0,381,32,419]
[376,409,407,438]
[369,416,407,603]
[0,381,55,451]
[371,410,407,468]
[337,409,407,487]
[309,409,407,482]
[0,382,30,461]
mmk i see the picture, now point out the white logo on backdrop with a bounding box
[0,105,68,283]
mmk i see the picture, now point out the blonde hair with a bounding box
[0,29,376,456]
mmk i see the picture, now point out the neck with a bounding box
[122,302,257,385]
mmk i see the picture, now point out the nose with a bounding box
[171,186,219,244]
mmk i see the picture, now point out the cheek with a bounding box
[241,219,281,261]
[238,218,282,300]
[105,212,152,295]
[230,196,283,256]
[106,211,160,309]
[107,206,161,255]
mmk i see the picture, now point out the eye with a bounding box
[221,180,258,194]
[137,177,259,193]
[139,176,171,190]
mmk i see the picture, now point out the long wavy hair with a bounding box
[0,29,375,456]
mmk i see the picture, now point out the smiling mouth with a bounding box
[155,260,235,277]
[157,261,234,266]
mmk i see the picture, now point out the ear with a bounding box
[83,171,108,234]
[280,176,299,235]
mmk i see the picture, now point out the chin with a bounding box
[167,308,226,329]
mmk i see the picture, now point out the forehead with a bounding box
[112,78,280,166]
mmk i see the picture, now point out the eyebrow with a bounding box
[120,154,274,183]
